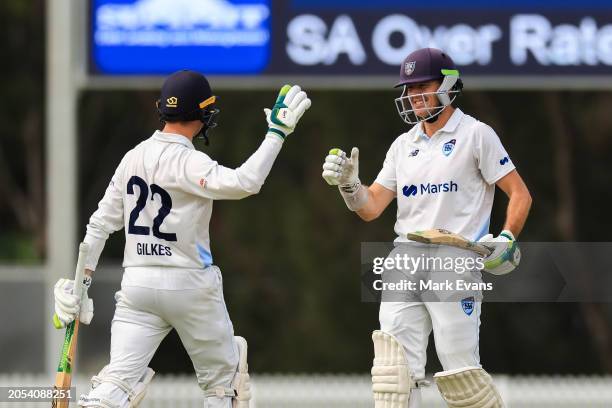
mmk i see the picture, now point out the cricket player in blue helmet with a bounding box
[54,70,311,408]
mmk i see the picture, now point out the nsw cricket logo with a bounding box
[461,296,475,316]
[409,149,419,157]
[404,61,416,76]
[500,156,509,165]
[442,139,456,156]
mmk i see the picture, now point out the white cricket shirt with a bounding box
[83,130,283,289]
[374,108,515,242]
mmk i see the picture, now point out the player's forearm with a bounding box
[82,208,120,271]
[502,189,532,237]
[237,133,283,193]
[342,184,385,222]
[214,133,283,199]
[338,182,393,222]
[82,225,110,271]
[337,182,369,216]
[355,187,382,222]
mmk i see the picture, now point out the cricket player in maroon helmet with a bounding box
[322,48,532,407]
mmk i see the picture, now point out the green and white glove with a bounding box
[322,147,360,191]
[53,275,94,328]
[478,230,521,275]
[264,84,311,140]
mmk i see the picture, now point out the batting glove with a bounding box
[477,230,521,275]
[322,147,361,189]
[53,276,94,328]
[264,84,311,140]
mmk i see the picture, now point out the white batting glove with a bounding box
[322,147,360,189]
[53,276,94,328]
[478,230,521,275]
[264,84,311,140]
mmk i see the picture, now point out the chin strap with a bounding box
[197,107,220,146]
[195,126,211,146]
[425,111,443,123]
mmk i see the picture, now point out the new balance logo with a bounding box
[500,156,509,165]
[402,181,458,197]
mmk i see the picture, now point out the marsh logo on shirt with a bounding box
[500,156,509,165]
[442,139,456,156]
[402,181,458,197]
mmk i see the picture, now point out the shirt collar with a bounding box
[440,108,464,134]
[411,108,464,142]
[152,130,195,150]
[412,125,428,143]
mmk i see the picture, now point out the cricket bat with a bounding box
[406,228,493,257]
[52,242,89,408]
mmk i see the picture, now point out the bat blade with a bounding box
[407,228,492,257]
[52,242,89,408]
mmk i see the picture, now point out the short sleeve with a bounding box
[473,122,515,185]
[374,139,398,192]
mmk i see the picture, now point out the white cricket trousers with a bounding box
[378,244,483,382]
[85,266,238,408]
[379,300,481,381]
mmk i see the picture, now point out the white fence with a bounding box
[1,374,611,407]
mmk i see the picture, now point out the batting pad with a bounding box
[79,366,155,408]
[232,336,251,408]
[371,330,414,408]
[434,366,504,408]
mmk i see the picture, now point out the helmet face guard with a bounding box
[394,71,461,125]
[197,104,220,145]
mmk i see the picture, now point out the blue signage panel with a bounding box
[90,0,612,78]
[290,0,612,10]
[272,11,612,76]
[91,0,272,74]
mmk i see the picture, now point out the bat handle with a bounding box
[52,243,90,329]
[482,245,494,256]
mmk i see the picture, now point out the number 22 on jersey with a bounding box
[126,175,177,242]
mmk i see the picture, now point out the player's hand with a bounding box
[264,84,311,140]
[322,147,360,187]
[53,276,94,328]
[477,230,521,275]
